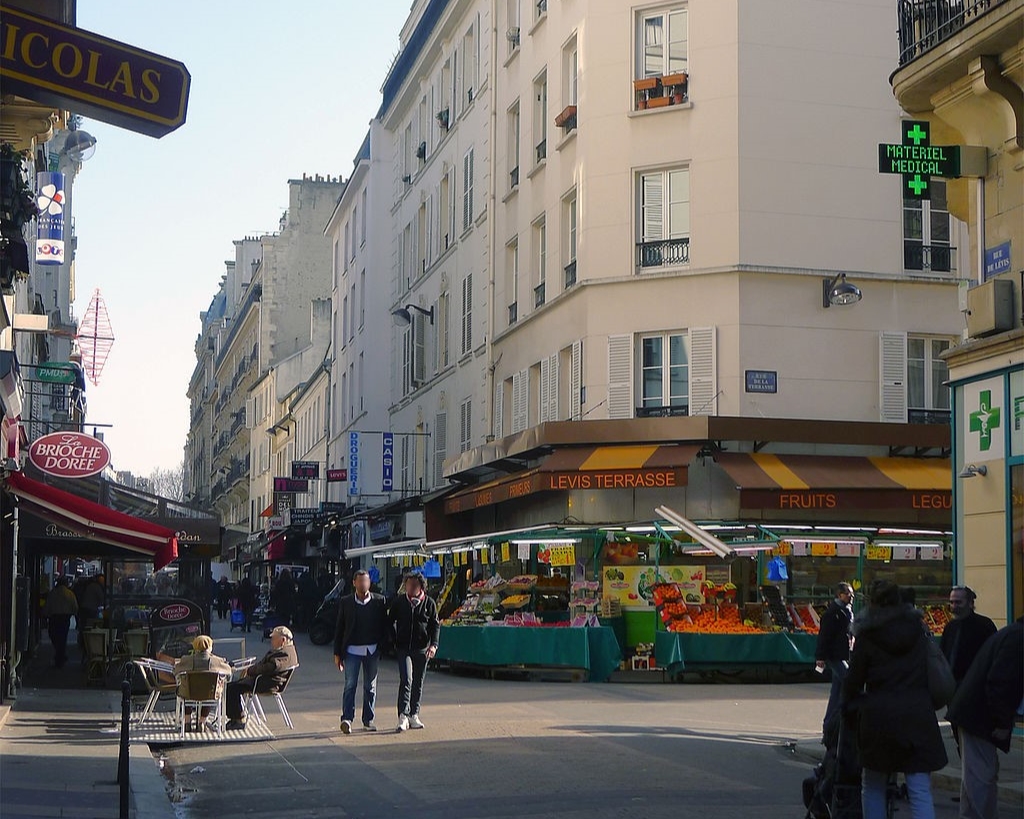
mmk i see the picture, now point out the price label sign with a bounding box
[773,542,792,557]
[810,542,837,557]
[893,546,918,561]
[501,542,510,563]
[866,545,892,561]
[540,544,576,566]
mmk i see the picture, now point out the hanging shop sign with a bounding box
[537,543,575,566]
[877,120,960,200]
[273,476,308,493]
[28,430,110,478]
[348,431,361,496]
[286,507,318,527]
[0,7,191,138]
[326,468,348,482]
[382,432,394,492]
[35,171,65,265]
[33,362,76,384]
[291,461,319,479]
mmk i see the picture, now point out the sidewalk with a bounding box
[0,636,173,819]
[790,722,1024,806]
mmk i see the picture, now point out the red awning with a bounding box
[4,470,178,569]
[265,531,287,561]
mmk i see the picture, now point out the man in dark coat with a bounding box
[842,581,947,819]
[333,569,390,733]
[43,577,78,668]
[225,625,299,729]
[946,618,1024,819]
[941,585,997,685]
[815,581,854,739]
[388,572,440,732]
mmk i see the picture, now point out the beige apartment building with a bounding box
[891,0,1023,624]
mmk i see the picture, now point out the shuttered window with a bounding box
[493,377,505,438]
[433,412,447,487]
[570,340,583,421]
[688,327,717,416]
[463,148,475,231]
[511,369,529,433]
[879,331,908,423]
[461,274,473,355]
[539,354,559,422]
[460,399,472,453]
[607,335,633,419]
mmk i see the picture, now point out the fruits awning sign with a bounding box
[538,544,575,566]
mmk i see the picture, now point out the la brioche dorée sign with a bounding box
[28,431,111,478]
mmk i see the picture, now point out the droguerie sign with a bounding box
[28,431,110,478]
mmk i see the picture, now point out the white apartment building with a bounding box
[377,0,494,497]
[486,0,965,440]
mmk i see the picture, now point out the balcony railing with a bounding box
[904,243,955,273]
[510,166,519,189]
[909,408,951,424]
[535,140,547,163]
[897,0,1006,66]
[636,404,689,418]
[508,302,518,325]
[636,237,690,269]
[564,260,577,288]
[534,282,546,308]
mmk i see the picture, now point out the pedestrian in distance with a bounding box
[388,572,440,732]
[271,568,297,627]
[815,581,855,741]
[842,580,947,819]
[333,569,390,733]
[43,576,78,668]
[237,577,257,632]
[215,577,232,620]
[225,625,299,730]
[946,617,1023,819]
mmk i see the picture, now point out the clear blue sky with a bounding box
[70,1,411,476]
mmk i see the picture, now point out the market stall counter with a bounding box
[436,624,622,682]
[654,630,817,674]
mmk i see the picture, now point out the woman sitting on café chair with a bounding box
[174,635,232,732]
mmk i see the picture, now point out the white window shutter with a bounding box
[641,173,664,242]
[548,353,560,421]
[607,334,633,419]
[433,412,447,486]
[570,340,583,421]
[493,377,504,438]
[689,326,717,415]
[430,299,439,374]
[245,398,255,429]
[879,331,908,422]
[539,356,551,422]
[461,273,473,355]
[511,369,528,433]
[413,313,426,385]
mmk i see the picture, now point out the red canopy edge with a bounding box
[4,470,179,569]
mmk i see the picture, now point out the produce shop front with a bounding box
[428,416,953,678]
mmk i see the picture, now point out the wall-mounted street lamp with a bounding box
[958,463,987,479]
[391,304,434,326]
[822,273,862,308]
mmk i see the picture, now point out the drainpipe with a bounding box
[975,178,984,285]
[485,0,500,442]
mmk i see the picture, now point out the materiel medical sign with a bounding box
[878,121,960,200]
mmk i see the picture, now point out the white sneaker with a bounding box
[409,714,425,729]
[396,715,410,732]
[363,721,377,732]
[340,719,352,734]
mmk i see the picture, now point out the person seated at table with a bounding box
[174,635,232,731]
[225,625,298,730]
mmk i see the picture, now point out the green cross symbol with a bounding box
[906,123,928,145]
[907,174,928,195]
[968,390,1001,452]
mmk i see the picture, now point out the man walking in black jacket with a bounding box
[333,569,390,733]
[941,585,997,685]
[946,618,1023,819]
[815,581,854,740]
[388,572,440,732]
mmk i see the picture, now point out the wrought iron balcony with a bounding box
[636,237,690,269]
[536,140,547,163]
[904,243,955,273]
[636,404,689,418]
[508,302,518,325]
[534,282,546,308]
[897,0,1006,66]
[564,260,577,288]
[510,166,519,189]
[908,408,951,424]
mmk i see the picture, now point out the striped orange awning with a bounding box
[716,453,951,491]
[444,445,700,514]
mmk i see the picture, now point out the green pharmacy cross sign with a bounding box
[877,121,961,200]
[968,390,1001,452]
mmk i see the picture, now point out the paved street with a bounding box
[148,617,970,819]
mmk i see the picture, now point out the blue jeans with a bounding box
[397,651,428,717]
[822,659,848,737]
[862,769,935,819]
[342,651,380,725]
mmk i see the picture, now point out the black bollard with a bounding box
[118,671,131,819]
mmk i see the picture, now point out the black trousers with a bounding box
[226,677,277,720]
[47,615,72,666]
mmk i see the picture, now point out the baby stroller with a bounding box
[803,712,863,819]
[229,600,245,632]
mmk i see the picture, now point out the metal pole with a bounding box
[117,672,131,819]
[7,504,19,699]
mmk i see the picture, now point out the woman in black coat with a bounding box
[842,581,946,819]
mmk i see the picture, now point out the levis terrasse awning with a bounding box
[444,444,700,514]
[4,470,178,569]
[715,453,951,513]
